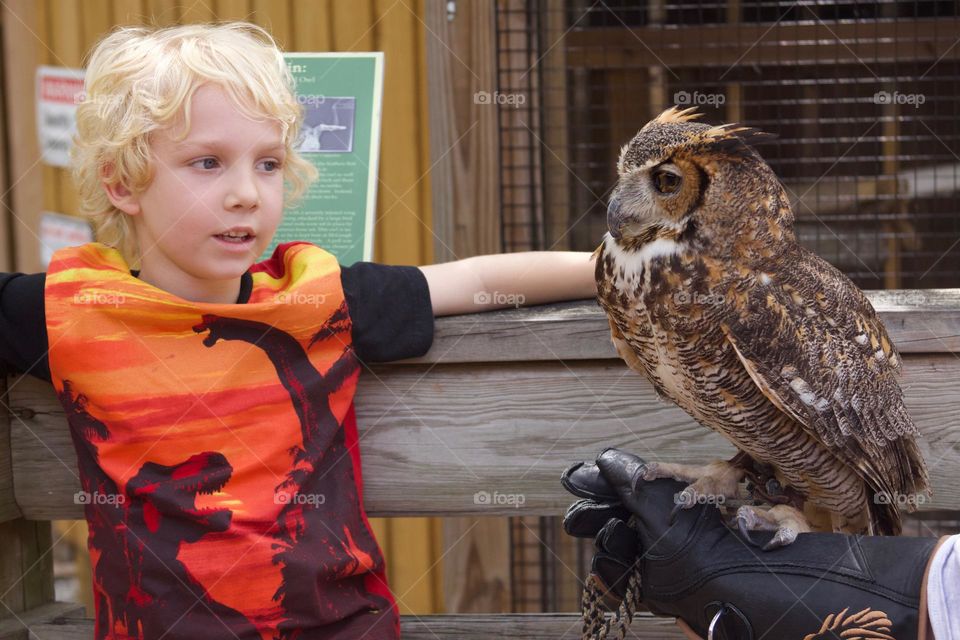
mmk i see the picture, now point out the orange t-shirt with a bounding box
[43,241,430,640]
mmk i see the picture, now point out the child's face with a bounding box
[117,83,286,289]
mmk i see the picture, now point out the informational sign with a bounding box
[37,56,383,266]
[36,66,85,168]
[260,53,384,266]
[40,211,94,268]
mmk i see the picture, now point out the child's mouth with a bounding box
[214,231,255,248]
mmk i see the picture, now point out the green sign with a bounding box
[261,53,384,265]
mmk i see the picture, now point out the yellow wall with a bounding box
[26,0,442,615]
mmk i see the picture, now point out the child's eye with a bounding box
[259,159,282,172]
[191,157,219,170]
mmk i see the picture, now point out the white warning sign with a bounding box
[36,66,85,168]
[40,211,93,268]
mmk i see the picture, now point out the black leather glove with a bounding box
[562,448,941,639]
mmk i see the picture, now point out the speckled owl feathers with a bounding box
[596,107,930,535]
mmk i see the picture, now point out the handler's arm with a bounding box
[419,251,597,316]
[562,448,946,640]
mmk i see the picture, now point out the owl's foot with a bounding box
[735,504,811,550]
[641,459,746,523]
[743,463,805,510]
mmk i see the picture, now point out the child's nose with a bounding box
[223,167,260,209]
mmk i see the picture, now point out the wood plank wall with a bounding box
[0,0,442,616]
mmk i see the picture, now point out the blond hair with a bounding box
[71,21,318,267]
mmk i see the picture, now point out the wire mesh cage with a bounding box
[495,0,960,612]
[496,0,960,288]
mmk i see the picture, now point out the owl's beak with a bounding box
[607,194,623,240]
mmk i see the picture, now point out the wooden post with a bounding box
[0,519,58,640]
[1,0,44,272]
[0,5,65,630]
[425,0,502,261]
[441,518,511,612]
[0,374,75,639]
[424,0,515,611]
[0,376,22,526]
[0,10,11,273]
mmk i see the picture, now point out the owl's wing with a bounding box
[606,317,647,375]
[607,317,665,398]
[715,246,928,498]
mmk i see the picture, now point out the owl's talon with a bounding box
[640,462,661,482]
[763,527,797,550]
[735,504,811,550]
[634,459,746,502]
[736,507,761,547]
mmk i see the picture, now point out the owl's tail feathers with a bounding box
[867,435,933,536]
[804,435,931,536]
[895,435,933,507]
[865,495,903,536]
[817,500,898,536]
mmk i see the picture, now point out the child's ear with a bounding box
[100,163,141,215]
[102,182,141,215]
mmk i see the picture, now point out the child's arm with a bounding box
[0,272,52,382]
[419,251,597,316]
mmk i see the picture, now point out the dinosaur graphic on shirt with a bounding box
[193,300,394,638]
[60,382,260,640]
[124,452,262,638]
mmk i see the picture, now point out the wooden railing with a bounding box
[3,294,960,638]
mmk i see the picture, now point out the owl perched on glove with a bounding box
[594,106,930,548]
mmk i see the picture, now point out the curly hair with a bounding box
[70,21,318,267]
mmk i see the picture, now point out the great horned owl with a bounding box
[595,106,930,548]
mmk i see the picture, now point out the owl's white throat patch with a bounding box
[604,232,682,275]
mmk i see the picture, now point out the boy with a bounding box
[0,22,595,640]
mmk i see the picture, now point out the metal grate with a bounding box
[496,0,960,288]
[496,0,960,612]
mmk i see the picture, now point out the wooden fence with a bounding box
[2,294,960,637]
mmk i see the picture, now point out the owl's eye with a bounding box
[652,169,682,195]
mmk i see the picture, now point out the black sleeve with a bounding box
[0,272,51,383]
[339,262,434,363]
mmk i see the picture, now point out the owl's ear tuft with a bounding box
[655,106,704,124]
[700,124,776,158]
